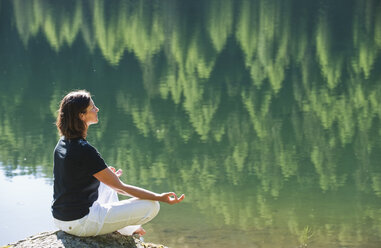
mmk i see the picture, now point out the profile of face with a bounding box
[80,99,99,126]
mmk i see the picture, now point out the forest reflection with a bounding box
[1,0,381,246]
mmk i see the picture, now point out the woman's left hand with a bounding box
[158,192,185,205]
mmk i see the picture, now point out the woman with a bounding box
[52,90,185,237]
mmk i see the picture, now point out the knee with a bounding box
[129,199,160,221]
[140,200,160,223]
[150,201,160,218]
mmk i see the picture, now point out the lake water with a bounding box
[1,0,381,247]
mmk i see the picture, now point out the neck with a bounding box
[83,126,88,139]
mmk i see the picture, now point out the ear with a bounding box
[79,112,86,121]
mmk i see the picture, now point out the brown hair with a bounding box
[56,90,91,139]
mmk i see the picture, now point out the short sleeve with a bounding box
[81,142,108,175]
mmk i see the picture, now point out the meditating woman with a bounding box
[52,90,185,237]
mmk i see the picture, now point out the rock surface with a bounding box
[4,231,167,248]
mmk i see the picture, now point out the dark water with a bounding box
[0,0,381,247]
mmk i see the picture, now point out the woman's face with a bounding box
[81,99,99,126]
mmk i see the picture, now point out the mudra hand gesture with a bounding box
[159,192,185,205]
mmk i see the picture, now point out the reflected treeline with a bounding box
[10,0,381,88]
[1,0,381,246]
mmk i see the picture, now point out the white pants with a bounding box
[54,183,160,237]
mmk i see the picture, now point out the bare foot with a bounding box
[133,226,146,236]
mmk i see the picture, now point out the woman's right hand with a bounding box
[109,166,123,177]
[158,192,185,205]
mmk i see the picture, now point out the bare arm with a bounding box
[93,167,185,204]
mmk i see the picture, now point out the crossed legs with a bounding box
[55,183,160,237]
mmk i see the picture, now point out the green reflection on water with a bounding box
[1,0,381,247]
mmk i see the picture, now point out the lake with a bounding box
[0,0,381,247]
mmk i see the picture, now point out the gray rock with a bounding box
[5,231,167,248]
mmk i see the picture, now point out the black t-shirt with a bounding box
[52,137,108,221]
